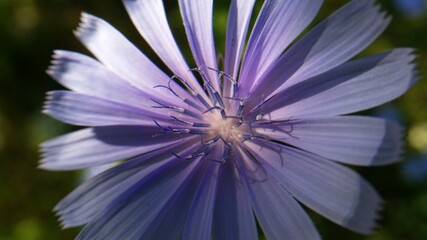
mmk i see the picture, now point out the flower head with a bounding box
[41,0,417,239]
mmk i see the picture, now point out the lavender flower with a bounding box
[41,0,417,239]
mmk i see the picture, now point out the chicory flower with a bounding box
[41,0,417,239]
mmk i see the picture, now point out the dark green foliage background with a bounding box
[0,0,426,239]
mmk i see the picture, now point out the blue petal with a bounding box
[140,161,214,239]
[284,0,390,87]
[249,0,391,102]
[76,157,201,239]
[255,116,403,166]
[245,140,382,234]
[250,49,416,119]
[184,161,220,239]
[224,0,255,79]
[43,91,169,127]
[222,0,256,97]
[55,147,181,227]
[237,0,322,97]
[123,0,208,99]
[236,146,321,240]
[179,0,219,91]
[40,126,192,170]
[74,13,173,97]
[212,160,258,240]
[47,51,157,110]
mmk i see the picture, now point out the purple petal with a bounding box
[236,147,321,240]
[123,0,208,99]
[179,0,219,90]
[43,91,168,127]
[184,162,220,239]
[212,160,258,240]
[47,50,155,109]
[255,116,403,166]
[250,0,391,101]
[55,146,182,227]
[76,157,201,239]
[140,161,213,239]
[74,13,172,95]
[283,0,391,88]
[245,140,382,234]
[250,49,416,119]
[237,0,322,96]
[224,0,255,79]
[40,126,192,170]
[222,0,255,97]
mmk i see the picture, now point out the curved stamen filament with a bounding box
[150,66,265,164]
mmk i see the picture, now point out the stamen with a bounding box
[151,99,200,119]
[154,79,204,112]
[241,124,258,142]
[190,65,209,84]
[253,119,297,139]
[170,151,201,161]
[153,80,180,98]
[183,98,204,112]
[153,120,170,132]
[171,145,211,161]
[236,99,244,118]
[201,134,221,146]
[190,66,223,105]
[220,143,232,162]
[171,116,211,128]
[172,75,211,110]
[152,65,261,165]
[152,120,208,136]
[203,106,226,119]
[209,143,231,164]
[205,82,224,108]
[234,118,244,127]
[205,66,238,98]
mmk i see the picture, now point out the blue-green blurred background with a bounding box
[0,0,426,239]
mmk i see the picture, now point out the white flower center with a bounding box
[210,114,238,141]
[150,66,253,162]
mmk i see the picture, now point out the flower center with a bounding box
[209,113,240,142]
[150,66,253,163]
